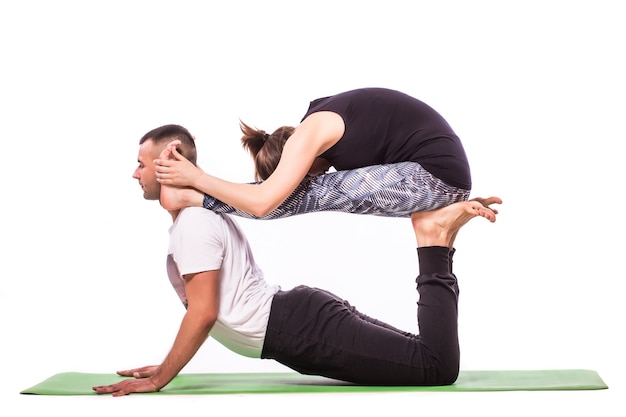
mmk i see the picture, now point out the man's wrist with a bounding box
[148,376,164,391]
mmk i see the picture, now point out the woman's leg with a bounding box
[201,162,471,219]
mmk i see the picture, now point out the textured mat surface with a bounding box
[20,369,608,395]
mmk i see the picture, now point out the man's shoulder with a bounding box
[173,208,247,249]
[174,207,225,230]
[179,206,220,219]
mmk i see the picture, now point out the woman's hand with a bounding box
[154,140,204,187]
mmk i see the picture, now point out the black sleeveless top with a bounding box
[301,88,471,189]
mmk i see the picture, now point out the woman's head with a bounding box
[240,120,295,181]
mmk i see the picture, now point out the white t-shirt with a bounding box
[166,207,280,358]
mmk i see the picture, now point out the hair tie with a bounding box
[263,133,270,142]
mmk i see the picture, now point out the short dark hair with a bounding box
[140,124,197,165]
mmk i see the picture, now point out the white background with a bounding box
[1,1,623,415]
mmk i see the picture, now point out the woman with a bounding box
[156,87,499,248]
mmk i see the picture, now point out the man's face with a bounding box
[132,139,162,200]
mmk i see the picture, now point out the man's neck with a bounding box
[169,209,181,222]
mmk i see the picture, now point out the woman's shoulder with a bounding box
[328,87,406,100]
[307,87,409,110]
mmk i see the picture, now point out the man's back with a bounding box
[167,207,280,357]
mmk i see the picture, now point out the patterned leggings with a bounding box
[202,161,471,219]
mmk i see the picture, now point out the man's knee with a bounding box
[436,358,460,385]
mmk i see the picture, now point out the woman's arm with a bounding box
[155,112,344,217]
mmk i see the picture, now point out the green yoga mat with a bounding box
[21,369,607,395]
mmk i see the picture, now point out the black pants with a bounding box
[261,246,460,386]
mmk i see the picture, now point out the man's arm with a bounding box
[93,269,220,396]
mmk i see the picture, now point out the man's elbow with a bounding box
[186,308,218,331]
[203,314,218,329]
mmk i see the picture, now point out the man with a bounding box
[93,124,500,396]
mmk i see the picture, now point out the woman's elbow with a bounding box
[249,201,278,217]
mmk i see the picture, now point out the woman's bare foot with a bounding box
[159,184,204,211]
[411,198,501,248]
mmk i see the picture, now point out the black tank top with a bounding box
[301,88,471,189]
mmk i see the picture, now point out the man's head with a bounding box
[132,124,197,200]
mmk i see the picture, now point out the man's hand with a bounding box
[117,365,159,378]
[93,270,220,397]
[92,365,162,396]
[154,140,203,187]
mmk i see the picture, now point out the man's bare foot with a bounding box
[159,184,204,211]
[470,196,502,214]
[156,139,205,211]
[411,198,501,248]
